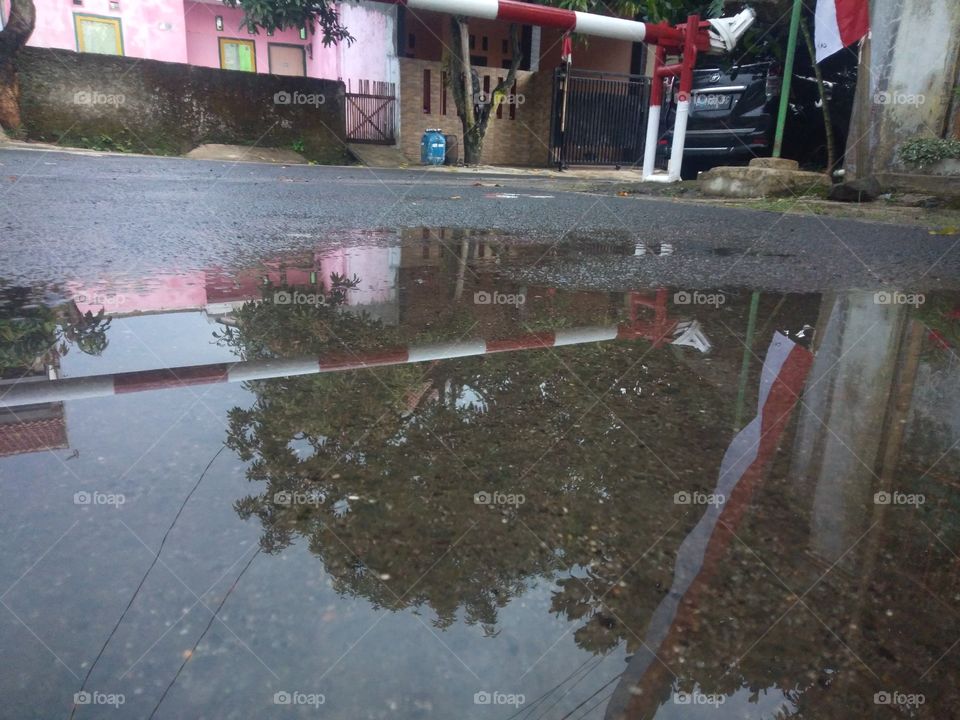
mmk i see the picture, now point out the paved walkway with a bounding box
[417,163,647,182]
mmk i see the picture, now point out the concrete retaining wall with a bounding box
[17,46,351,163]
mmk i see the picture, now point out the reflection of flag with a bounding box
[815,0,869,63]
[605,333,813,719]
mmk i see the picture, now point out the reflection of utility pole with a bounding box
[734,291,761,430]
[848,318,924,646]
[454,236,470,301]
[793,293,909,565]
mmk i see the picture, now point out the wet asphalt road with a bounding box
[2,147,959,292]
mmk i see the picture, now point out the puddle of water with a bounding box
[1,230,959,719]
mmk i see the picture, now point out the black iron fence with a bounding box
[550,69,651,167]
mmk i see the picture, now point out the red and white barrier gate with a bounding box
[378,0,755,181]
[0,292,713,408]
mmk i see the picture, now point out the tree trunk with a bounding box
[800,18,835,173]
[448,17,522,166]
[0,0,37,131]
[449,17,480,164]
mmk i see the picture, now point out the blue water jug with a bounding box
[421,129,446,165]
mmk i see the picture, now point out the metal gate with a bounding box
[550,69,651,167]
[345,92,396,144]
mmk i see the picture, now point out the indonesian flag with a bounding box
[815,0,869,62]
[561,34,573,65]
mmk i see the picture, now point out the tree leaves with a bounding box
[220,0,354,47]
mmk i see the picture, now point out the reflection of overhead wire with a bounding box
[69,444,228,720]
[505,654,599,720]
[557,673,621,720]
[530,655,609,720]
[148,548,261,719]
[569,689,616,720]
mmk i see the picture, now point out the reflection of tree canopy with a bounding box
[221,283,950,714]
[0,286,111,375]
[220,280,739,649]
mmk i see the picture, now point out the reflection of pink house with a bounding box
[3,0,398,92]
[70,243,401,323]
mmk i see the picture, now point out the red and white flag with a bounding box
[814,0,869,63]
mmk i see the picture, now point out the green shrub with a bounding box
[900,138,960,168]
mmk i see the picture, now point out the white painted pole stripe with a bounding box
[406,0,499,19]
[642,104,661,179]
[1,376,116,406]
[666,99,690,181]
[227,357,321,383]
[572,12,646,42]
[407,339,488,363]
[554,326,619,346]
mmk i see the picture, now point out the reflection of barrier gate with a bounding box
[550,70,650,167]
[0,292,712,409]
[345,93,396,144]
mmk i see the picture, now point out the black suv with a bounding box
[661,61,782,171]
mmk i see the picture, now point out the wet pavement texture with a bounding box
[2,149,959,292]
[1,154,960,719]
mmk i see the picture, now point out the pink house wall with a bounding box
[183,2,337,76]
[69,272,208,315]
[338,2,398,92]
[27,0,188,63]
[20,0,399,88]
[306,28,341,81]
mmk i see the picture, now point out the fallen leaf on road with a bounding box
[930,227,959,235]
